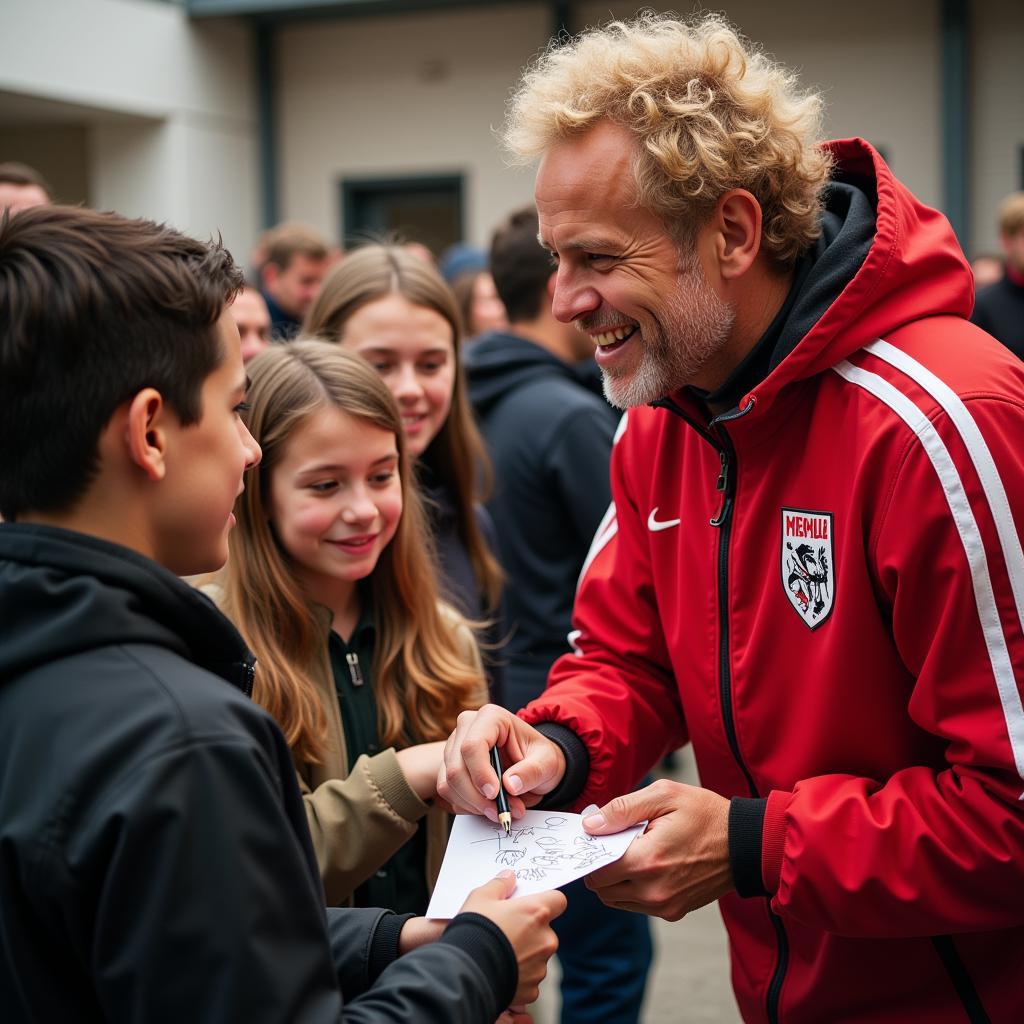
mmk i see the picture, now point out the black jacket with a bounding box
[420,476,507,707]
[0,524,515,1022]
[466,332,616,712]
[970,272,1024,359]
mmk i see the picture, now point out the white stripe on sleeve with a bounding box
[833,358,1024,794]
[867,338,1024,641]
[577,502,617,592]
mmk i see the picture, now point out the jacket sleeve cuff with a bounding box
[367,911,416,984]
[761,789,790,895]
[532,723,590,809]
[361,748,429,823]
[442,911,518,1014]
[728,797,769,898]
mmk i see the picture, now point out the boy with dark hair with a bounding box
[0,205,563,1022]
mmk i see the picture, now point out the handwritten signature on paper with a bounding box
[471,815,615,880]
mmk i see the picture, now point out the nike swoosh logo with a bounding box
[647,508,681,532]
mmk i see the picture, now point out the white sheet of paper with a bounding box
[426,810,645,919]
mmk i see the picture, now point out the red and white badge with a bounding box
[781,508,835,629]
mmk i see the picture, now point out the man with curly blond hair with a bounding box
[440,13,1024,1023]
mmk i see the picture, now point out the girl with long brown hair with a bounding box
[214,341,486,911]
[305,243,506,703]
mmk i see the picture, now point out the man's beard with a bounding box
[601,254,735,410]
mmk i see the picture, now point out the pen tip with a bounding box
[503,821,511,836]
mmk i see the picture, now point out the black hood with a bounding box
[694,178,878,410]
[466,331,586,415]
[0,524,254,693]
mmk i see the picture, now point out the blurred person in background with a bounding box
[971,193,1024,357]
[970,253,1003,291]
[466,205,653,1024]
[306,243,506,707]
[0,163,51,213]
[440,242,509,342]
[229,284,272,363]
[258,223,331,340]
[403,240,436,266]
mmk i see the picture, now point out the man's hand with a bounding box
[459,870,566,1007]
[438,705,566,821]
[582,779,734,921]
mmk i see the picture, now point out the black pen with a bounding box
[489,746,512,836]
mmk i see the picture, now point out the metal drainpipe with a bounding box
[941,0,970,250]
[551,0,571,41]
[255,18,279,230]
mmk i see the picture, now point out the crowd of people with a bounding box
[3,11,1024,1024]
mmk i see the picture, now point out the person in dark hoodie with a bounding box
[468,208,616,712]
[440,13,1024,1023]
[0,205,564,1023]
[467,207,653,1024]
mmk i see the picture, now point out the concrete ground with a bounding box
[529,746,742,1023]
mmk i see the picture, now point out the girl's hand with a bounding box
[395,741,446,801]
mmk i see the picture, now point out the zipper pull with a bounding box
[711,449,731,528]
[716,449,729,492]
[346,652,364,687]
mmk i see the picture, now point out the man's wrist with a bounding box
[728,797,769,898]
[532,723,589,808]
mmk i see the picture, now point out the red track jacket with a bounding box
[521,139,1024,1023]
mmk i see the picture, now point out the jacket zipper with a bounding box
[658,397,788,1024]
[239,655,256,698]
[346,652,364,687]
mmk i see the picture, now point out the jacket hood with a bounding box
[0,524,254,692]
[466,331,583,415]
[748,137,972,409]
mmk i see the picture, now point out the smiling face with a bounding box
[536,120,735,406]
[338,293,455,457]
[267,405,402,607]
[157,311,262,575]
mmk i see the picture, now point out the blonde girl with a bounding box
[216,341,485,911]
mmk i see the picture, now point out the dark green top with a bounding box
[328,597,428,915]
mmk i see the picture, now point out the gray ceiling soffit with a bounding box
[187,0,527,21]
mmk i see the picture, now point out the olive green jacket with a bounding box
[204,582,484,907]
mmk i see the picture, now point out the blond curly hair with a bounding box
[504,13,832,266]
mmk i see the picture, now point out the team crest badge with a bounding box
[781,508,835,629]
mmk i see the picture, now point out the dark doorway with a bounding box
[341,174,464,257]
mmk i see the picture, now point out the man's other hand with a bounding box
[582,779,734,921]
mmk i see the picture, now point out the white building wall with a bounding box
[278,0,948,249]
[970,0,1024,255]
[278,3,552,248]
[0,0,259,260]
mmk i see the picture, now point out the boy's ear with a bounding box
[125,388,169,482]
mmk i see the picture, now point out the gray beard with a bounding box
[602,259,735,410]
